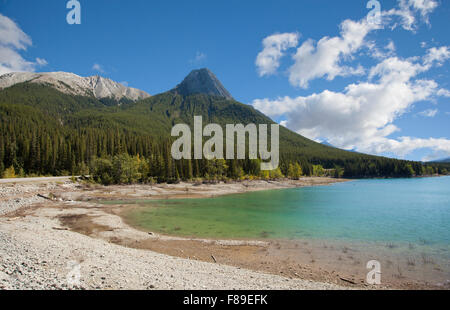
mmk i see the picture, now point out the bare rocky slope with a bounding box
[172,68,233,99]
[0,72,150,101]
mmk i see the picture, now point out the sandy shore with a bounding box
[0,178,354,290]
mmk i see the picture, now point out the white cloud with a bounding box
[386,40,396,53]
[422,150,450,162]
[92,63,105,73]
[190,51,207,64]
[418,109,438,117]
[368,56,428,82]
[0,14,47,75]
[438,89,450,97]
[36,58,48,66]
[0,14,31,49]
[252,56,450,158]
[251,1,447,159]
[384,0,438,31]
[256,32,299,76]
[407,0,438,20]
[288,19,376,88]
[423,46,450,67]
[380,137,450,160]
[255,1,441,88]
[369,39,397,60]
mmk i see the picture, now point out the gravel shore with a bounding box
[0,209,345,290]
[0,182,62,216]
[0,178,348,290]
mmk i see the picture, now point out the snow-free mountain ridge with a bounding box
[0,72,150,101]
[172,68,233,99]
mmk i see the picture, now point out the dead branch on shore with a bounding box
[339,277,356,285]
[37,194,52,200]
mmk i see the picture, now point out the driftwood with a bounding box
[211,255,217,263]
[37,194,52,200]
[52,227,69,231]
[339,277,356,285]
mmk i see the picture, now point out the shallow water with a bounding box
[101,177,450,286]
[110,177,450,246]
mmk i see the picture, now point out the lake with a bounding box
[116,177,450,246]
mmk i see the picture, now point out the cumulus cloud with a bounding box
[252,1,447,159]
[376,137,450,161]
[418,109,438,117]
[423,46,450,66]
[255,1,441,88]
[437,89,450,97]
[251,0,449,159]
[252,55,450,158]
[406,0,438,20]
[0,14,47,75]
[288,19,376,88]
[256,32,299,76]
[384,0,438,31]
[368,39,397,60]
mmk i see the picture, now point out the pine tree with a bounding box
[186,160,193,180]
[0,162,4,177]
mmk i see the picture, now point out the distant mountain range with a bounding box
[0,68,442,178]
[0,72,150,101]
[321,141,358,153]
[431,157,450,163]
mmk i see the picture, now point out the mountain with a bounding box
[321,141,359,153]
[172,68,233,99]
[0,68,440,179]
[0,72,150,101]
[431,157,450,163]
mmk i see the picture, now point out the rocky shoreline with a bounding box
[0,177,351,290]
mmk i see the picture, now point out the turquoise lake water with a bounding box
[118,176,450,246]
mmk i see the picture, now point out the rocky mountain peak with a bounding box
[173,68,233,99]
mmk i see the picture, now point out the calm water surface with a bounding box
[107,177,450,247]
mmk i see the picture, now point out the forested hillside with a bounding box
[0,75,447,183]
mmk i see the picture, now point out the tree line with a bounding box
[1,83,447,183]
[1,117,447,183]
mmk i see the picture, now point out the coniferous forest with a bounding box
[0,82,447,184]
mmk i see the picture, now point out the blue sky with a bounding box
[0,0,449,161]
